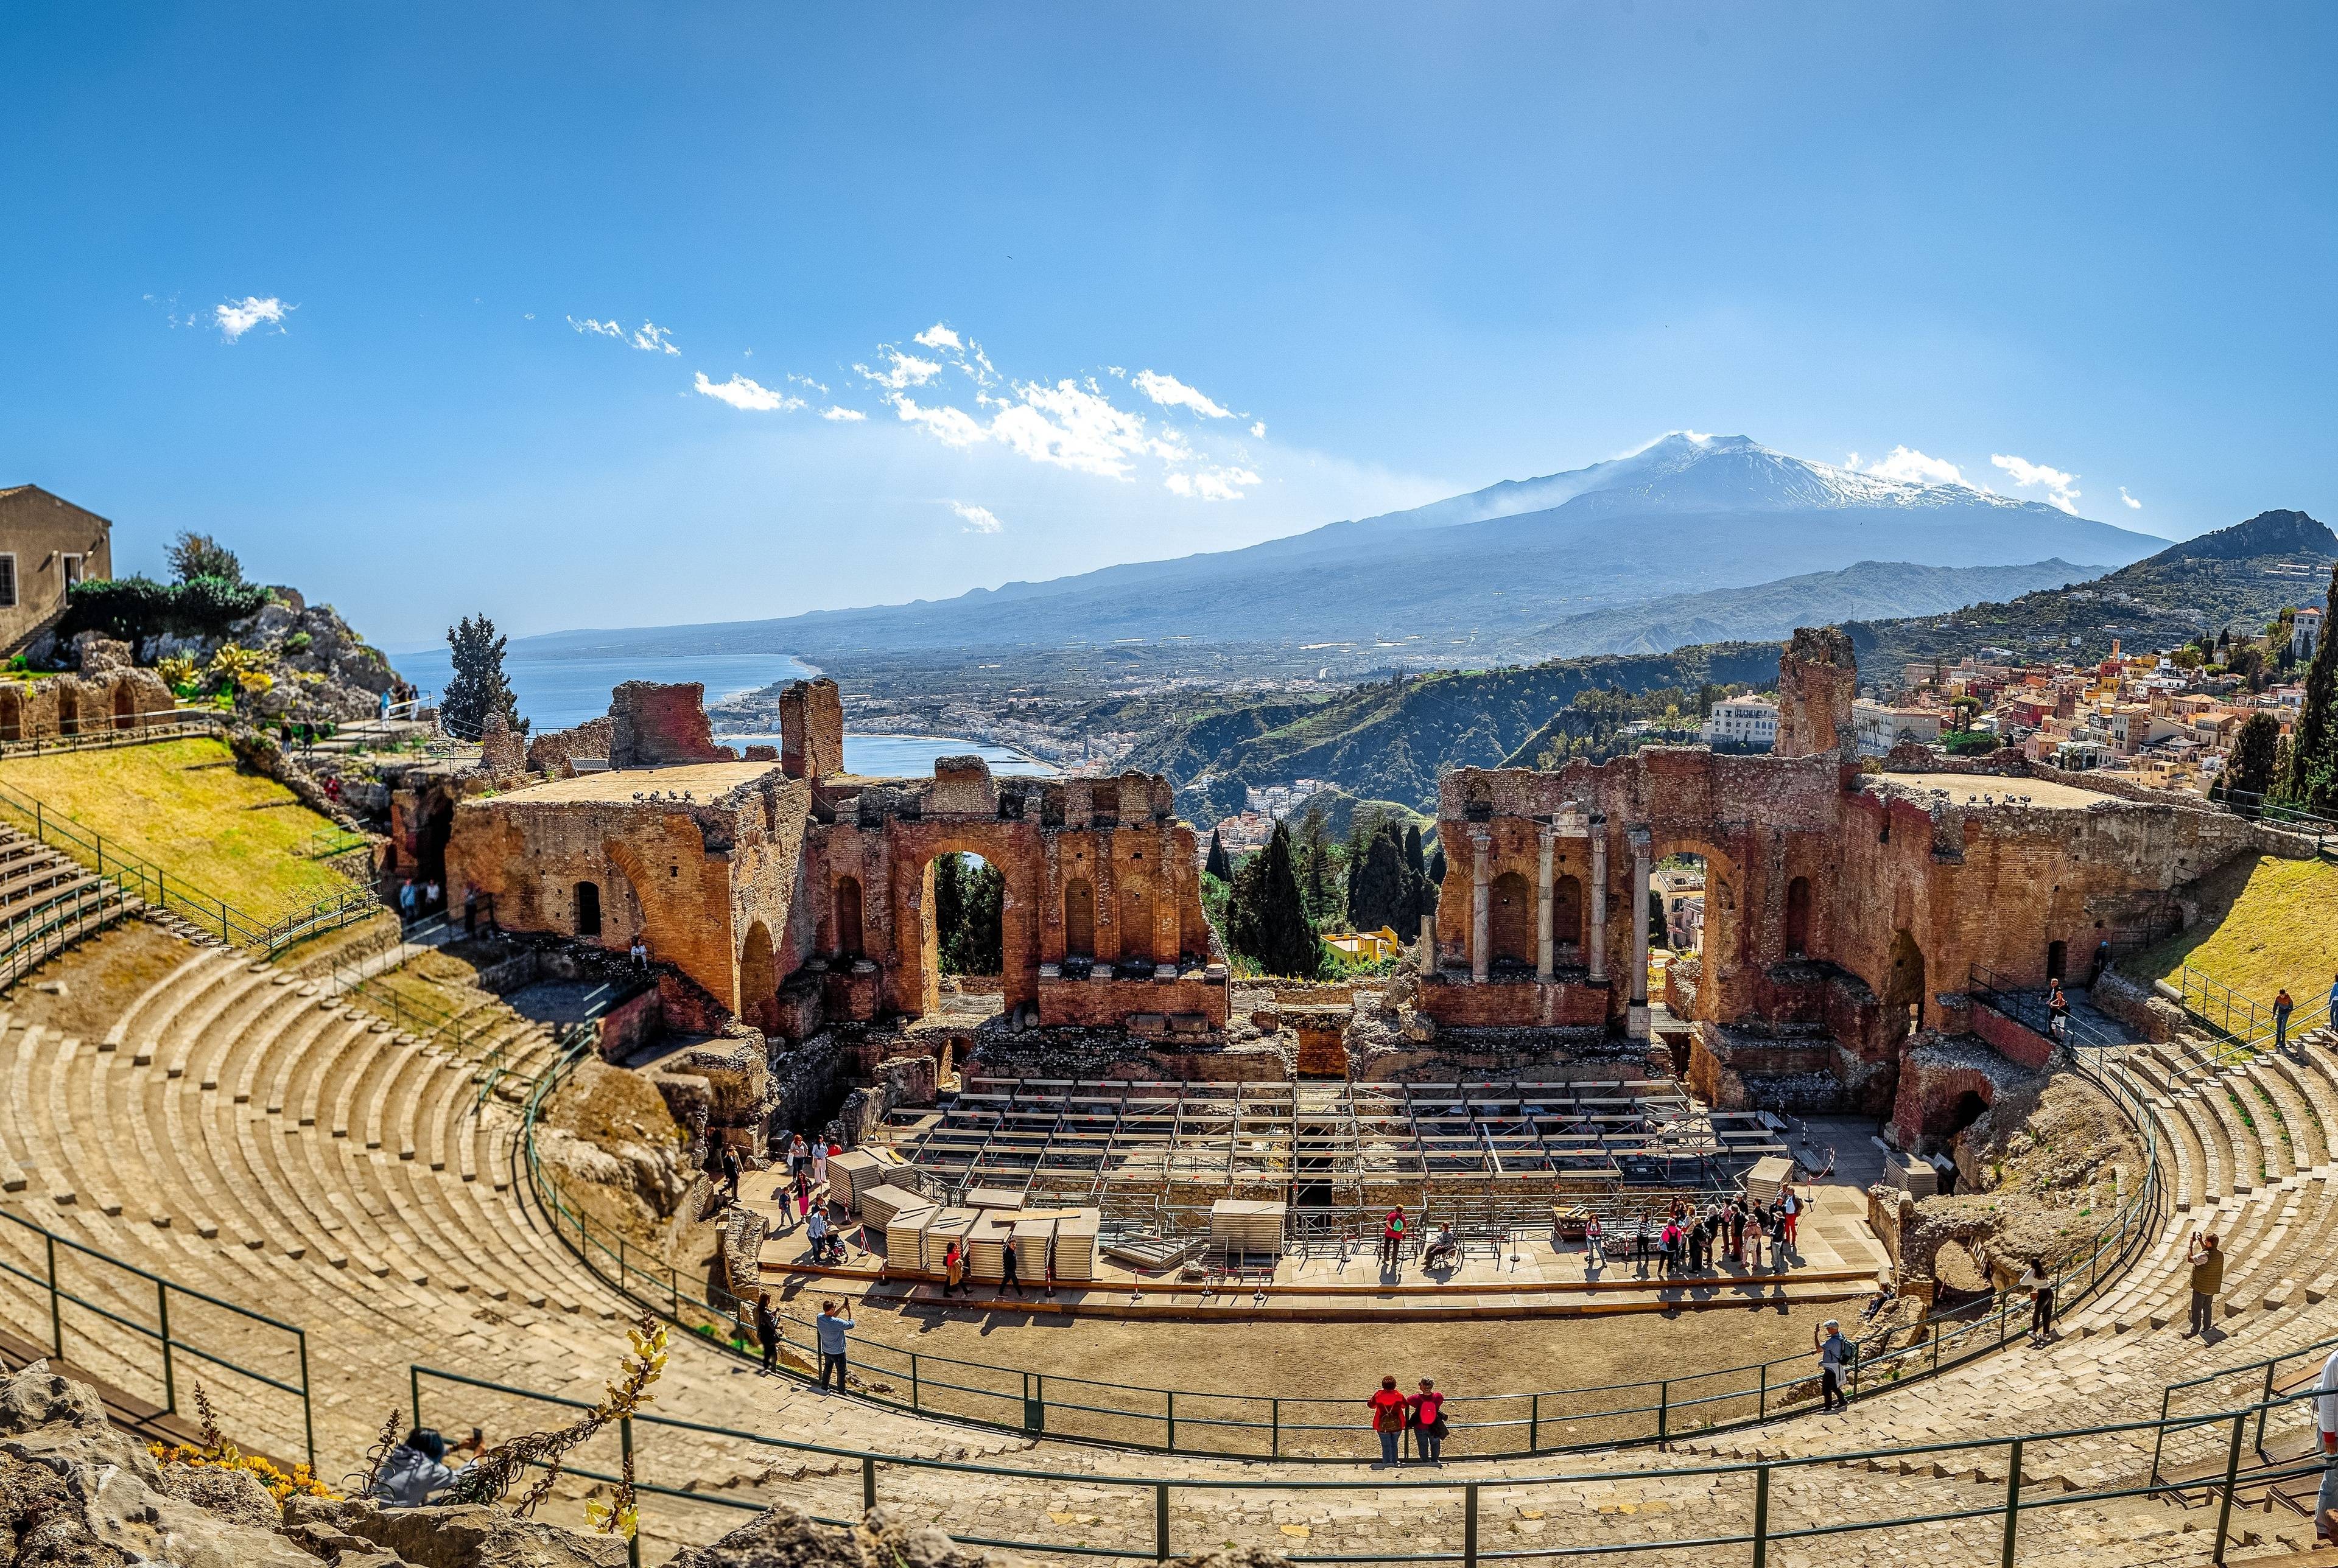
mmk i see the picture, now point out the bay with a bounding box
[391,650,815,733]
[717,732,1059,778]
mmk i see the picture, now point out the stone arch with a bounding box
[1117,876,1154,968]
[55,687,77,737]
[574,881,602,938]
[111,682,136,730]
[1064,877,1095,958]
[1649,836,1743,1023]
[739,920,777,1032]
[1885,927,1927,1034]
[1785,875,1813,959]
[1489,870,1534,967]
[896,827,1042,1017]
[0,686,18,743]
[1552,873,1584,955]
[834,876,865,959]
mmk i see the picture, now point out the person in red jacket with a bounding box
[1380,1207,1406,1271]
[1368,1375,1408,1466]
[1406,1379,1447,1464]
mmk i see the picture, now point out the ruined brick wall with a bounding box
[477,712,527,785]
[527,715,616,777]
[778,678,844,780]
[0,668,176,743]
[1774,625,1858,760]
[609,681,732,768]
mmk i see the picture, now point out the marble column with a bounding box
[1587,815,1609,984]
[1627,825,1653,1037]
[1535,825,1557,981]
[1469,828,1493,983]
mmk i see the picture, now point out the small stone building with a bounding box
[0,486,112,654]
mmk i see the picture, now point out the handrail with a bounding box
[0,707,227,761]
[0,773,379,956]
[514,1027,2164,1462]
[0,1206,315,1468]
[0,875,135,988]
[1967,964,2124,1050]
[412,1362,2334,1568]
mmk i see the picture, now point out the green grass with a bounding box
[2129,853,2338,1006]
[0,737,359,920]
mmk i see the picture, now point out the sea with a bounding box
[390,648,1056,776]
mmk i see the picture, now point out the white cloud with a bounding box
[1859,446,1964,486]
[1164,466,1262,502]
[820,405,866,422]
[567,316,679,354]
[631,322,679,355]
[568,315,624,338]
[950,501,1003,534]
[1251,421,1267,439]
[888,394,987,447]
[787,372,830,393]
[914,323,963,351]
[1131,369,1234,419]
[991,379,1178,478]
[857,350,943,390]
[693,372,802,412]
[1991,453,2082,514]
[214,296,289,340]
[2119,486,2143,509]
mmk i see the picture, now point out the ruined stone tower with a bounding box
[1773,625,1859,760]
[779,677,844,780]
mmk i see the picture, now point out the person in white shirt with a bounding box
[2317,1345,2338,1546]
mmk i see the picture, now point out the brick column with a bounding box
[1587,815,1609,984]
[1627,825,1652,1038]
[1536,824,1557,981]
[1469,828,1493,983]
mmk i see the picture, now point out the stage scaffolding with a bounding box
[876,1076,1791,1239]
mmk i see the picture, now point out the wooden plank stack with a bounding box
[1209,1198,1287,1256]
[1744,1155,1794,1207]
[965,1211,1015,1283]
[966,1186,1025,1211]
[828,1149,885,1212]
[1053,1208,1100,1283]
[1011,1216,1058,1281]
[922,1208,978,1272]
[885,1203,939,1264]
[857,1183,928,1231]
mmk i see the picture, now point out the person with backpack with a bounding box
[1368,1375,1409,1466]
[1380,1206,1407,1270]
[943,1239,966,1298]
[1407,1379,1447,1464]
[2275,988,2297,1052]
[1814,1320,1852,1412]
[369,1427,484,1507]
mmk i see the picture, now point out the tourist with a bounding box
[2015,1258,2055,1345]
[2315,1342,2338,1547]
[719,1144,742,1203]
[2093,937,2114,985]
[398,879,417,924]
[2185,1231,2224,1337]
[1002,1235,1023,1295]
[1424,1223,1459,1272]
[1727,1200,1747,1264]
[1582,1213,1604,1270]
[1631,1213,1652,1275]
[2275,988,2297,1052]
[1780,1186,1801,1251]
[1408,1378,1447,1465]
[1380,1206,1407,1270]
[812,1140,829,1190]
[795,1166,813,1219]
[2329,971,2338,1037]
[815,1300,853,1393]
[1368,1375,1409,1466]
[630,937,649,969]
[1657,1217,1680,1277]
[1861,1279,1897,1323]
[804,1203,829,1258]
[369,1427,485,1507]
[943,1239,966,1298]
[754,1290,781,1376]
[1814,1319,1852,1412]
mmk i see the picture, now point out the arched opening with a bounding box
[574,881,602,937]
[1784,877,1813,959]
[1927,1085,1992,1144]
[1553,873,1584,957]
[111,683,136,731]
[739,921,776,1032]
[1489,870,1533,967]
[1064,877,1095,959]
[1885,928,1927,1035]
[0,687,19,743]
[834,876,864,960]
[55,689,77,737]
[2045,940,2066,982]
[416,794,455,883]
[930,853,1003,978]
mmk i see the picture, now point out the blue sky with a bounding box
[4,4,2333,650]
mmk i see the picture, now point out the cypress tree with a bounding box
[443,614,524,740]
[1204,828,1232,882]
[1403,824,1427,884]
[2273,562,2338,814]
[2225,711,2281,808]
[1247,822,1320,978]
[1348,825,1411,937]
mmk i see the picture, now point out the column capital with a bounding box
[1626,824,1652,850]
[1469,827,1494,852]
[1537,822,1559,845]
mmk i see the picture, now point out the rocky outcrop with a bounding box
[670,1504,1293,1568]
[283,1497,628,1567]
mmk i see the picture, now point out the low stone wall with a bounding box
[1037,972,1228,1029]
[1970,999,2055,1071]
[1414,973,1612,1029]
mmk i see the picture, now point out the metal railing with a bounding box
[2163,963,2334,1071]
[0,706,227,760]
[413,1362,2336,1568]
[0,775,381,956]
[0,1207,315,1468]
[1967,964,2125,1050]
[0,875,135,987]
[516,1037,2164,1463]
[2219,787,2338,850]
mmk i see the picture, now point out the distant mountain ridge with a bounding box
[510,432,2170,667]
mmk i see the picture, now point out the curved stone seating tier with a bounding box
[5,931,2338,1562]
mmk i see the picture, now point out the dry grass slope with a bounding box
[2131,853,2338,1004]
[0,736,357,919]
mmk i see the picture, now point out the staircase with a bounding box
[0,825,138,988]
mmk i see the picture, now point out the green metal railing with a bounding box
[514,1032,2164,1462]
[0,706,225,761]
[0,1207,315,1468]
[0,875,133,987]
[0,775,380,956]
[414,1362,2336,1568]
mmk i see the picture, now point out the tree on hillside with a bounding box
[167,531,244,586]
[1648,887,1669,947]
[1204,828,1232,882]
[443,614,525,740]
[933,853,1005,974]
[2273,561,2338,814]
[2222,711,2282,808]
[1347,825,1412,937]
[1228,822,1319,978]
[1292,803,1346,930]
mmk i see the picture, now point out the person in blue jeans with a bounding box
[1369,1376,1408,1465]
[816,1300,854,1393]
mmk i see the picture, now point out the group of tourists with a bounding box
[1366,1375,1449,1465]
[728,1132,845,1265]
[395,877,442,925]
[1582,1189,1802,1277]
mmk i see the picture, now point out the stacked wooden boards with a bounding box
[1209,1199,1287,1256]
[1744,1155,1794,1206]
